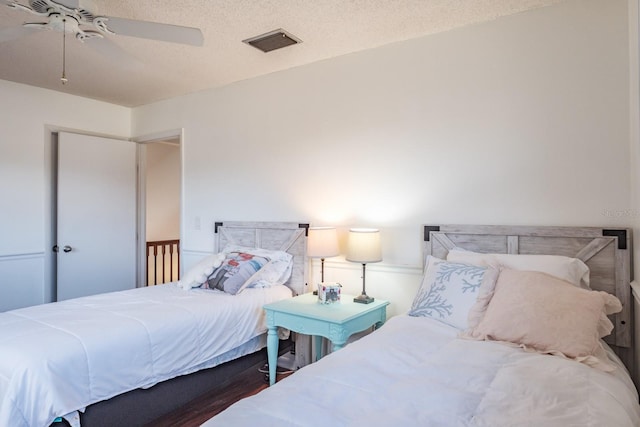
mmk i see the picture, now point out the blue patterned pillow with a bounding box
[409,256,496,330]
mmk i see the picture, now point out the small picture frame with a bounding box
[317,282,342,304]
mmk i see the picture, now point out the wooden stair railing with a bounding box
[146,239,180,286]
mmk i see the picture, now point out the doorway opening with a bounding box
[144,138,181,285]
[135,130,183,287]
[44,128,183,304]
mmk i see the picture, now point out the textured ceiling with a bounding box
[0,0,565,107]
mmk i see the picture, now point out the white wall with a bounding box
[0,80,130,311]
[133,0,631,316]
[145,142,181,241]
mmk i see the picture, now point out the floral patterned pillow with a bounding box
[202,251,270,295]
[408,256,498,330]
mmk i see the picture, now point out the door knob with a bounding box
[63,245,72,253]
[52,245,59,253]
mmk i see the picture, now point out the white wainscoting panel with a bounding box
[0,253,45,312]
[181,249,214,276]
[310,259,424,318]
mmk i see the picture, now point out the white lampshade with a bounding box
[307,227,339,258]
[346,228,382,263]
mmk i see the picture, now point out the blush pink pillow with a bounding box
[462,269,622,371]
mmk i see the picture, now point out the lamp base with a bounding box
[353,294,374,304]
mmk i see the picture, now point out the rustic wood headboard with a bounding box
[422,225,634,367]
[214,221,309,296]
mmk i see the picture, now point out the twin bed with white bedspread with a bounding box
[1,284,291,427]
[205,314,640,426]
[0,221,308,427]
[205,225,640,427]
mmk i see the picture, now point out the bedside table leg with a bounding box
[267,326,278,386]
[314,335,323,361]
[332,339,347,352]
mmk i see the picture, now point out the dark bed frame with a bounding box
[74,342,292,427]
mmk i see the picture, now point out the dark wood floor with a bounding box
[145,359,290,427]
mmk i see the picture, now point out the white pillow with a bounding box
[408,256,498,330]
[446,248,590,289]
[178,253,226,290]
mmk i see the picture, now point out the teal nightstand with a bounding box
[263,292,389,385]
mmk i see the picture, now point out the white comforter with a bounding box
[0,283,292,427]
[205,315,640,427]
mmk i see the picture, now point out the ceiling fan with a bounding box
[0,0,203,45]
[0,0,203,83]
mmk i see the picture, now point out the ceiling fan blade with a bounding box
[99,16,203,47]
[0,25,39,43]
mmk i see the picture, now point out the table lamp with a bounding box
[307,227,340,283]
[346,228,382,304]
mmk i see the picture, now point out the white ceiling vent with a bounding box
[243,29,302,53]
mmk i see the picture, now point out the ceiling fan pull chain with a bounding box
[61,18,68,85]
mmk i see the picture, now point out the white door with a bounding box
[57,132,137,300]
